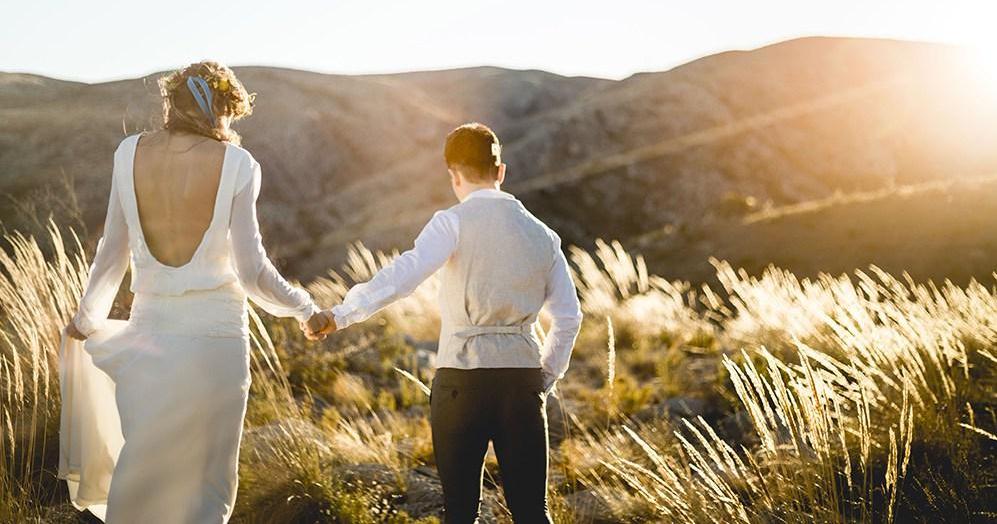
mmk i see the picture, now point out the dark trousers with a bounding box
[430,367,553,524]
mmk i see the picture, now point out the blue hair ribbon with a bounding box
[186,76,215,125]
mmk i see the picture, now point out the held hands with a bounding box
[302,310,337,341]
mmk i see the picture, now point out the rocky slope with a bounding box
[3,37,997,283]
[637,175,997,285]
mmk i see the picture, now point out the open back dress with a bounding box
[59,133,318,523]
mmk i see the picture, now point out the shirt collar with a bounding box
[462,188,516,202]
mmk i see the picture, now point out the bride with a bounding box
[59,61,331,523]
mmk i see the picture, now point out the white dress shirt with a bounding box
[332,189,583,389]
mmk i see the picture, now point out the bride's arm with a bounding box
[70,172,131,338]
[229,159,319,322]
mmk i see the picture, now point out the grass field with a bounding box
[1,227,995,523]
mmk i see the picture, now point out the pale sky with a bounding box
[2,1,996,82]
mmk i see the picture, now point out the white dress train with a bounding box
[59,134,318,523]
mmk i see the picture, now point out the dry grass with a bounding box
[1,229,994,523]
[0,222,88,521]
[571,251,996,523]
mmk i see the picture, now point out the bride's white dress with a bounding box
[59,134,318,523]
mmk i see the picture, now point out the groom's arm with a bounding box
[539,234,584,392]
[331,210,458,330]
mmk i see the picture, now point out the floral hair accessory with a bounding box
[211,78,231,92]
[491,142,502,166]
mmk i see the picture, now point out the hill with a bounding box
[3,37,997,281]
[635,175,997,285]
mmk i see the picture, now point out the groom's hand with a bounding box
[302,310,337,341]
[542,370,557,395]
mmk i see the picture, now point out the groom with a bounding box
[308,123,583,523]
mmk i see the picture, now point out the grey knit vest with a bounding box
[436,196,556,369]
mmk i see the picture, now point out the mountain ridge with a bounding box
[3,36,997,284]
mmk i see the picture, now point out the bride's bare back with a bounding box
[133,131,226,267]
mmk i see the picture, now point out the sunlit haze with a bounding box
[4,0,997,82]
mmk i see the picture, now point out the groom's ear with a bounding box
[496,163,506,185]
[448,168,462,187]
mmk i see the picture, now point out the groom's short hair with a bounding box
[444,123,501,183]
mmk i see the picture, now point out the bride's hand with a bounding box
[65,321,87,341]
[302,310,336,341]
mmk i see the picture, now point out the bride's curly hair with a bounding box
[159,61,255,144]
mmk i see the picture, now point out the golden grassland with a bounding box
[1,226,995,523]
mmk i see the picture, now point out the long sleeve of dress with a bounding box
[73,171,131,337]
[229,161,318,322]
[539,235,584,391]
[331,210,459,329]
